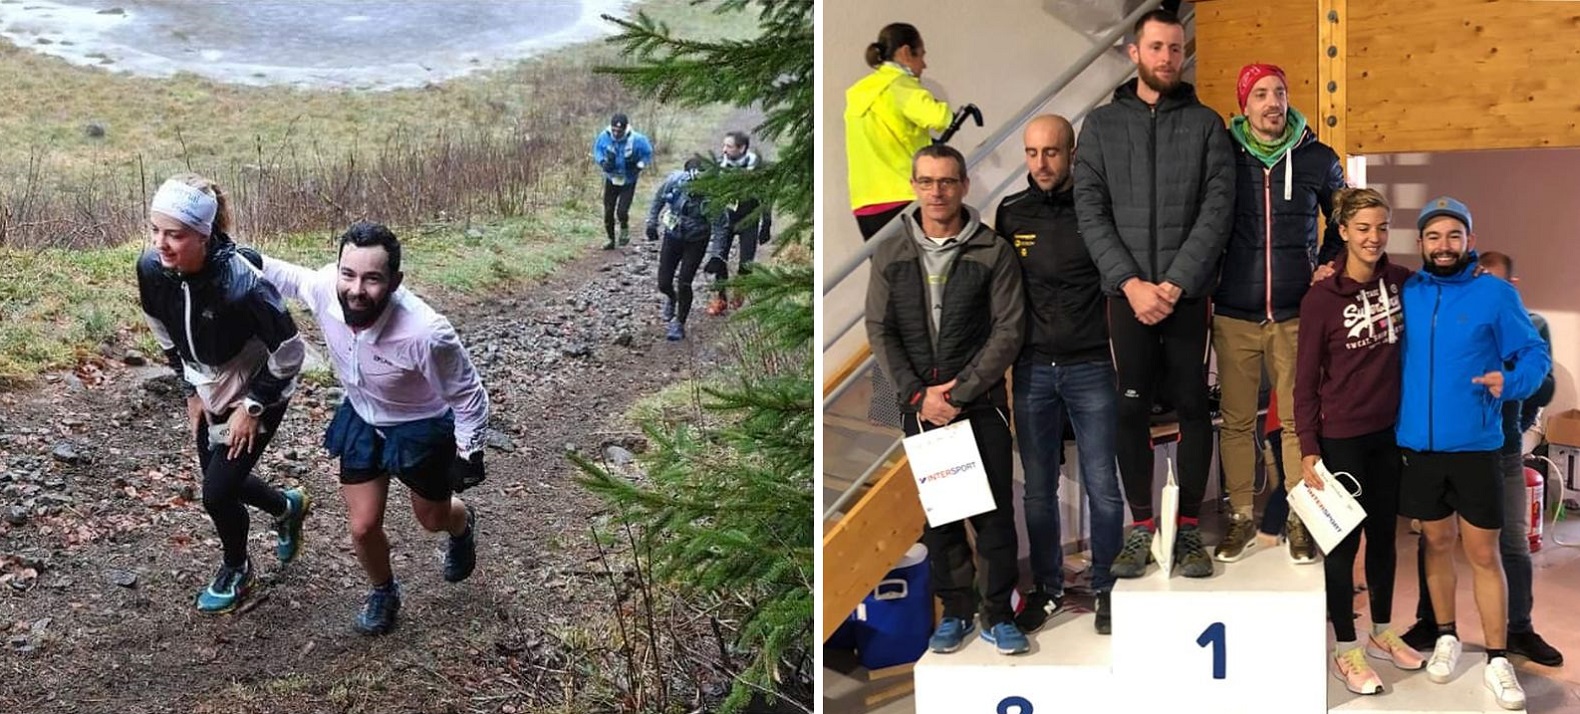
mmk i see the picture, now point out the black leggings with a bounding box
[905,407,1019,626]
[658,237,707,324]
[1319,429,1402,641]
[602,180,638,242]
[196,402,290,567]
[1109,296,1212,521]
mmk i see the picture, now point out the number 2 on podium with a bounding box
[1196,622,1226,679]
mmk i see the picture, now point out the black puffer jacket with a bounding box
[1073,79,1235,298]
[136,233,303,409]
[1214,127,1345,322]
[865,206,1024,412]
[994,177,1108,365]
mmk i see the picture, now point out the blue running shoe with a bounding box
[354,580,402,635]
[981,621,1030,655]
[195,560,255,614]
[274,487,311,563]
[666,319,685,341]
[928,616,975,654]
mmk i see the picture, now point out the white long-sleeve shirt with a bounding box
[261,256,490,455]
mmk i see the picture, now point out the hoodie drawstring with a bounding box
[1283,150,1293,202]
[1379,282,1396,343]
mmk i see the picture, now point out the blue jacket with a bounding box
[591,127,653,184]
[1397,255,1550,453]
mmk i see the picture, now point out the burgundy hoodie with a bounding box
[1294,250,1413,457]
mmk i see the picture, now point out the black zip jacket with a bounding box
[1214,127,1346,322]
[136,233,304,411]
[994,176,1108,365]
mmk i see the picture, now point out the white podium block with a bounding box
[914,612,1113,714]
[1111,546,1328,713]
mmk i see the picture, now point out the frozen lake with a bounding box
[0,0,627,89]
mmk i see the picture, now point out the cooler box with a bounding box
[853,543,932,670]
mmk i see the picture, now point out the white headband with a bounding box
[150,179,218,236]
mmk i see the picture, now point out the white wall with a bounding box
[1363,148,1580,413]
[821,1,1146,380]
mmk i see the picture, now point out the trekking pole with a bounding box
[935,103,983,145]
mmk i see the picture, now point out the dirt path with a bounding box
[0,235,735,713]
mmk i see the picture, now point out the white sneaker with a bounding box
[1427,634,1462,683]
[1484,657,1526,710]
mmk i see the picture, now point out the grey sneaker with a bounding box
[1111,525,1154,579]
[1176,524,1214,578]
[1214,512,1259,563]
[1287,514,1319,564]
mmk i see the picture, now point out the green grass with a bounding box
[0,0,754,184]
[0,0,760,386]
[0,200,606,384]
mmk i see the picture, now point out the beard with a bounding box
[1421,250,1472,277]
[339,292,390,328]
[1138,62,1180,95]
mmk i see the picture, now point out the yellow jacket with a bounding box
[844,63,952,210]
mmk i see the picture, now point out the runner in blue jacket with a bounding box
[1395,196,1548,710]
[591,113,654,249]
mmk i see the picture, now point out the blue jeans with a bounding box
[1012,360,1125,594]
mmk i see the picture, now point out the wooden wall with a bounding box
[1193,0,1321,125]
[1194,0,1580,155]
[1347,2,1580,153]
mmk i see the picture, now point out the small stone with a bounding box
[50,444,81,464]
[563,442,579,455]
[465,228,484,239]
[5,505,27,526]
[121,349,146,366]
[603,445,635,466]
[562,344,591,358]
[613,333,634,347]
[106,569,138,588]
[485,431,516,453]
[325,387,346,405]
[283,449,300,462]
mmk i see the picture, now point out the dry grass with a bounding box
[0,0,759,384]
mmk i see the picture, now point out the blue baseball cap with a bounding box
[1417,196,1472,233]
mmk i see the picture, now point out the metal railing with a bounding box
[821,1,1197,521]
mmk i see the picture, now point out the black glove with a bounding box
[645,224,659,242]
[703,256,726,276]
[599,159,615,173]
[448,451,486,493]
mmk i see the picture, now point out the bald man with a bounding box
[995,115,1122,636]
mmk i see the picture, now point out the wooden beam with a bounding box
[824,344,872,398]
[1317,0,1348,162]
[821,457,925,642]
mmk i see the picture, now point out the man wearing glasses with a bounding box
[865,143,1026,655]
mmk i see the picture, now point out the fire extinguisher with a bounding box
[1526,466,1544,553]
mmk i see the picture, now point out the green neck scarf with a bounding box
[1231,106,1307,167]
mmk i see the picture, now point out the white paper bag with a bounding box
[1288,460,1367,555]
[903,419,997,527]
[1151,457,1180,576]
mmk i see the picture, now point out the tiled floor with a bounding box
[825,515,1580,713]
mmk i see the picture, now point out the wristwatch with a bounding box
[242,398,265,417]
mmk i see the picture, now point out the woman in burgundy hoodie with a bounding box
[1293,187,1425,694]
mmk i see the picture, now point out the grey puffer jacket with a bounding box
[1073,79,1235,298]
[865,206,1024,413]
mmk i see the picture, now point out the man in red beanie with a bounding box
[1211,62,1347,567]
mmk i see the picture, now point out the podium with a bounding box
[912,547,1526,713]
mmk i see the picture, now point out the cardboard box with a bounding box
[1546,409,1580,448]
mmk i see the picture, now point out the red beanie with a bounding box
[1236,63,1286,112]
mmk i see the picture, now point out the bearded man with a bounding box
[256,221,491,635]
